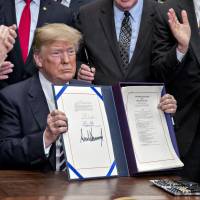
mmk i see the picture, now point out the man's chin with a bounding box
[56,75,74,85]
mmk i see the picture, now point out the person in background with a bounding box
[75,0,177,118]
[0,0,73,88]
[76,0,157,85]
[151,0,200,182]
[75,0,176,117]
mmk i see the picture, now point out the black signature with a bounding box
[80,127,103,146]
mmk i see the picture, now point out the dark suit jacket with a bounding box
[0,0,73,88]
[152,0,200,157]
[69,0,96,16]
[0,73,84,170]
[76,0,157,85]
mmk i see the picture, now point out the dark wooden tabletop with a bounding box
[0,171,198,200]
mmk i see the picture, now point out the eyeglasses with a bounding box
[50,48,76,58]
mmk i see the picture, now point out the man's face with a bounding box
[114,0,138,11]
[34,41,76,85]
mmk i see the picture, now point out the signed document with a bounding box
[54,85,118,179]
[121,85,183,172]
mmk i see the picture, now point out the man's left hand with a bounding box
[158,93,177,114]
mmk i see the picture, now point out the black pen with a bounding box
[84,47,95,73]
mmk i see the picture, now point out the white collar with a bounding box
[39,72,55,112]
[114,0,143,22]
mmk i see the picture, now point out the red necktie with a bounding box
[18,0,31,63]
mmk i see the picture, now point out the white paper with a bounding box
[121,86,183,172]
[55,86,117,179]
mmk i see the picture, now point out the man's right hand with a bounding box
[44,110,68,148]
[77,64,95,83]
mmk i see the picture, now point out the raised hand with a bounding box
[168,8,191,54]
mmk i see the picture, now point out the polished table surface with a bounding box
[0,171,199,200]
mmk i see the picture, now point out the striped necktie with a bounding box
[56,137,67,171]
[18,0,31,63]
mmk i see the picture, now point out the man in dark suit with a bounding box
[151,0,200,181]
[0,0,73,88]
[77,0,157,85]
[0,23,82,170]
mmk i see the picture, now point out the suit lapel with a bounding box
[178,0,200,65]
[28,74,50,131]
[99,0,124,74]
[4,0,17,25]
[37,0,51,27]
[128,0,154,72]
[28,73,56,170]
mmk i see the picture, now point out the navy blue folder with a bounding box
[54,84,129,180]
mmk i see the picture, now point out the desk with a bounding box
[0,171,198,200]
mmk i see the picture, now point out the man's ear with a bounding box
[33,52,43,69]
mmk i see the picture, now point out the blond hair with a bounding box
[33,23,82,52]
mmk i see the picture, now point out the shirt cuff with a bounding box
[176,48,185,62]
[43,132,52,157]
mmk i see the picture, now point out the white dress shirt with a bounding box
[194,0,200,27]
[39,72,55,113]
[114,0,143,61]
[15,0,40,52]
[39,72,55,155]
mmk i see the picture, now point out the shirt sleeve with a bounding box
[43,132,52,157]
[176,48,185,62]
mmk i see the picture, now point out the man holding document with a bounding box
[0,23,176,171]
[0,23,82,170]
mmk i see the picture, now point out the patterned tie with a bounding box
[18,0,31,63]
[56,137,67,171]
[119,11,132,71]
